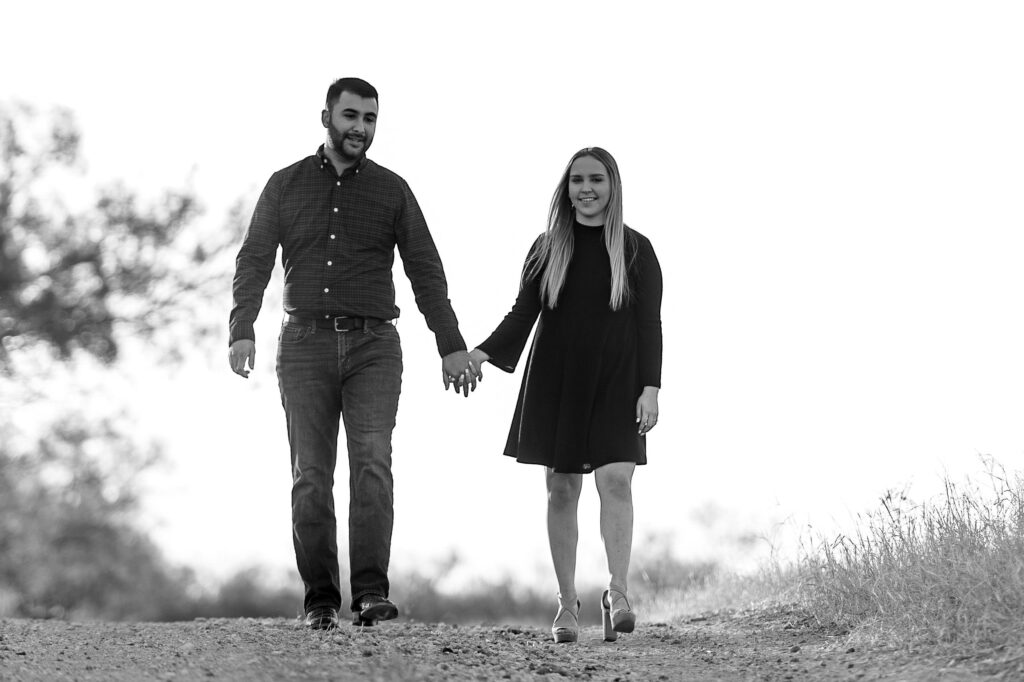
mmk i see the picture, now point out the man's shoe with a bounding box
[353,595,398,626]
[351,611,376,627]
[304,605,339,630]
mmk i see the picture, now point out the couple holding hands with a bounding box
[228,78,663,643]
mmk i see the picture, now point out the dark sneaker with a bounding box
[304,605,339,630]
[353,595,398,626]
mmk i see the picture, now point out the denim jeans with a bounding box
[276,319,403,613]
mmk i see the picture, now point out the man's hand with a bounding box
[229,340,256,378]
[442,350,482,397]
[636,386,659,435]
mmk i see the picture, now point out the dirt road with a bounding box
[0,608,986,681]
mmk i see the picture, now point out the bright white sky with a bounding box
[5,1,1024,591]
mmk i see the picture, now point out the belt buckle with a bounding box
[332,316,350,332]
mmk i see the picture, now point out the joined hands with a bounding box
[441,349,486,397]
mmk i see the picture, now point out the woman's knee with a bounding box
[596,467,634,501]
[546,473,582,509]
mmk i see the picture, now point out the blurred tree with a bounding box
[0,411,198,620]
[0,101,232,369]
[0,100,240,620]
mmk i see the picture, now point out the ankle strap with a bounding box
[556,594,580,613]
[607,588,630,607]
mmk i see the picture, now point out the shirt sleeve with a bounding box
[476,236,544,373]
[634,235,663,388]
[229,175,281,345]
[393,178,467,357]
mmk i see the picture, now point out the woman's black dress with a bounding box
[477,221,663,474]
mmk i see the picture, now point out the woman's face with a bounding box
[567,155,611,226]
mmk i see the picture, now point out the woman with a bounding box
[469,147,663,643]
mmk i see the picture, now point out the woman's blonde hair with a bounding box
[525,147,633,310]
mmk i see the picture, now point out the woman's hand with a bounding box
[469,348,490,372]
[636,386,659,435]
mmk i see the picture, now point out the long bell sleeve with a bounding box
[476,237,545,372]
[633,233,663,388]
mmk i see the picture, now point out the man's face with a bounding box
[323,91,378,161]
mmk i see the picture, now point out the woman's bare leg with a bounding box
[595,462,635,594]
[546,468,583,603]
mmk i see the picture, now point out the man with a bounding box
[228,77,479,630]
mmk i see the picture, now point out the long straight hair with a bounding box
[525,147,633,310]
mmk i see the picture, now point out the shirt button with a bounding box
[336,181,341,186]
[327,260,332,266]
[333,208,338,213]
[330,234,336,239]
[324,288,329,293]
[324,314,330,319]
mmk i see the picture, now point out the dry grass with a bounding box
[795,456,1024,672]
[652,457,1024,675]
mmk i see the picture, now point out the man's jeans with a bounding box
[276,319,403,613]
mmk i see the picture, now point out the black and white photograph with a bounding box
[2,1,1023,679]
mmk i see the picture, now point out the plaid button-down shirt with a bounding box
[230,146,466,356]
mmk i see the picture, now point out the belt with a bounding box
[286,314,391,332]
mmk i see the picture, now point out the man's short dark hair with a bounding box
[326,78,379,110]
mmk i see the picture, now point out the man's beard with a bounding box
[329,125,370,161]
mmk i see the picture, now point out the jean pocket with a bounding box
[367,321,399,340]
[279,322,312,345]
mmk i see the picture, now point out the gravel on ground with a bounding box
[0,607,994,681]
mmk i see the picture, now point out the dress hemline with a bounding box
[502,451,646,474]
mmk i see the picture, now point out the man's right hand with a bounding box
[229,340,256,378]
[442,350,481,397]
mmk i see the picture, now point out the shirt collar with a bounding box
[316,144,369,175]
